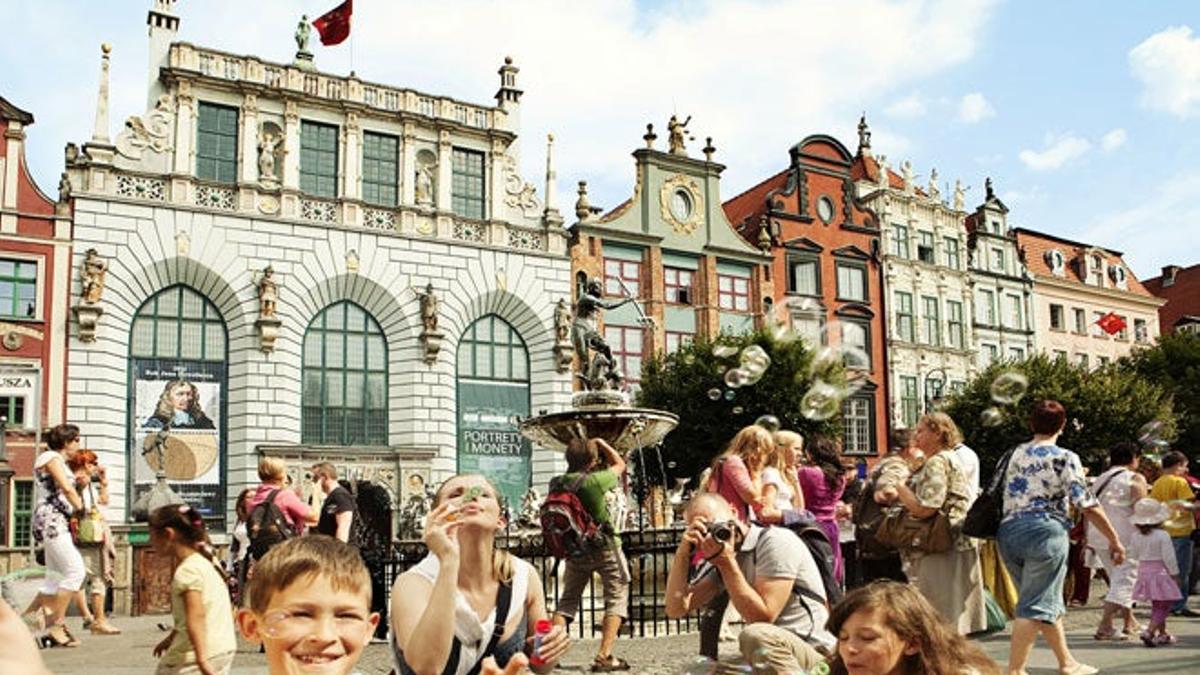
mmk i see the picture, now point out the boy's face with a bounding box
[237,573,379,675]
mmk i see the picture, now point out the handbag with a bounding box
[875,504,956,554]
[75,484,106,546]
[962,445,1018,539]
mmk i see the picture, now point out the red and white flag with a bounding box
[313,0,353,46]
[1095,311,1126,336]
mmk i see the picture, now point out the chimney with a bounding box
[1162,264,1182,287]
[147,0,180,108]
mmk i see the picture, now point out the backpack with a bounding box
[783,521,844,608]
[540,473,607,560]
[247,489,293,560]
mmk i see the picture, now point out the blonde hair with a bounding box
[768,430,804,497]
[719,425,774,472]
[919,412,963,451]
[432,474,514,583]
[258,456,287,483]
[243,535,371,613]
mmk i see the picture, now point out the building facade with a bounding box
[64,1,572,609]
[568,122,771,386]
[723,131,889,459]
[965,179,1036,367]
[0,96,73,559]
[852,118,975,429]
[1144,264,1200,335]
[1014,228,1163,367]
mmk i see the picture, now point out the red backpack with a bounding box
[539,473,607,559]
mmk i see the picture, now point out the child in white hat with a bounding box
[1129,497,1182,646]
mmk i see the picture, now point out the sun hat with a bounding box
[1130,497,1172,526]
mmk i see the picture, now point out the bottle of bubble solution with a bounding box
[529,619,553,666]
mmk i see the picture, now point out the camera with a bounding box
[703,520,737,544]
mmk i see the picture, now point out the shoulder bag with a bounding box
[962,445,1018,539]
[874,454,965,555]
[75,483,106,546]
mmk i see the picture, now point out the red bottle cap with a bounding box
[535,619,553,634]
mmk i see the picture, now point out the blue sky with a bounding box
[2,0,1197,279]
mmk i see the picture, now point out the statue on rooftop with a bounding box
[295,15,311,53]
[667,114,693,156]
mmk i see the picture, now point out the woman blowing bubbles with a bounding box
[390,474,570,675]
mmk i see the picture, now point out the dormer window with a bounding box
[1089,254,1105,287]
[1044,249,1065,276]
[1109,264,1128,289]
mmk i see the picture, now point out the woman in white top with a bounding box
[758,430,806,523]
[28,424,85,648]
[1089,442,1148,641]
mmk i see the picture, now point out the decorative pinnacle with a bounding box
[703,137,716,161]
[575,181,591,221]
[504,55,513,65]
[643,123,657,149]
[101,43,112,55]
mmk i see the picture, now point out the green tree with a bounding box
[636,329,842,485]
[1119,331,1200,460]
[942,354,1175,483]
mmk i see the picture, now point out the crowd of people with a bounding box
[4,401,1199,675]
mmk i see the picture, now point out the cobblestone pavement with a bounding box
[36,601,1200,674]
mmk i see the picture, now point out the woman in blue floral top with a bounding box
[995,400,1125,675]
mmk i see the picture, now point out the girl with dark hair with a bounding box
[148,504,237,675]
[798,435,848,583]
[27,424,85,648]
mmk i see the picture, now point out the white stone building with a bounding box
[63,0,572,562]
[854,144,975,429]
[965,179,1036,367]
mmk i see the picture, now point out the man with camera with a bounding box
[665,493,835,672]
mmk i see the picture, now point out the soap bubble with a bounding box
[706,388,722,401]
[724,389,736,401]
[801,381,843,421]
[749,647,772,671]
[724,368,750,388]
[683,353,696,365]
[980,407,1004,427]
[716,364,728,375]
[667,461,677,468]
[1071,418,1084,433]
[755,415,781,432]
[713,344,738,359]
[732,406,744,415]
[681,657,717,675]
[1138,420,1164,447]
[740,344,769,364]
[989,371,1028,405]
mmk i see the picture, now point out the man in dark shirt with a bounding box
[311,462,355,542]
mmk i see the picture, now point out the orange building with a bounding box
[0,96,73,550]
[724,131,889,459]
[1144,264,1200,335]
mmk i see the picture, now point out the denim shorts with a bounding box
[997,514,1069,622]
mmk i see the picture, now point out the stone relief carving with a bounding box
[114,94,175,170]
[80,249,107,304]
[175,230,190,257]
[257,122,285,187]
[346,250,359,274]
[502,155,541,218]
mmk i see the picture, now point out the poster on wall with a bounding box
[130,360,224,519]
[457,380,530,510]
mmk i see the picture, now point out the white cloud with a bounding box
[1083,171,1200,279]
[1129,25,1200,118]
[1,0,1000,209]
[1101,128,1127,152]
[884,92,926,118]
[957,92,995,123]
[1018,133,1091,171]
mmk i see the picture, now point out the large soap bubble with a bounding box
[989,371,1028,405]
[1137,420,1164,447]
[755,414,781,432]
[724,368,750,388]
[980,407,1004,427]
[713,344,738,359]
[706,388,722,401]
[801,381,843,421]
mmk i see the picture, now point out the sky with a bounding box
[2,0,1198,280]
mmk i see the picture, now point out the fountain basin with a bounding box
[518,407,678,454]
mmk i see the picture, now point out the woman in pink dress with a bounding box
[704,425,772,522]
[798,435,847,584]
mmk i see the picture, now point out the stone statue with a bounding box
[516,487,543,530]
[667,114,692,155]
[414,164,434,206]
[57,172,71,202]
[257,129,282,182]
[554,298,571,344]
[80,249,107,305]
[258,266,278,318]
[901,160,914,192]
[571,275,642,390]
[295,15,311,52]
[953,179,966,210]
[928,167,940,200]
[985,177,995,200]
[876,155,889,188]
[415,283,438,333]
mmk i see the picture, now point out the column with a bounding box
[239,94,259,185]
[400,122,416,206]
[282,100,300,191]
[489,138,506,221]
[342,112,361,200]
[172,84,194,176]
[436,129,452,211]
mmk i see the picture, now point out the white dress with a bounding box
[760,467,796,512]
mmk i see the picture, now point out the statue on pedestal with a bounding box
[295,16,311,52]
[80,249,107,305]
[667,114,693,156]
[258,266,278,318]
[257,129,283,184]
[571,275,646,390]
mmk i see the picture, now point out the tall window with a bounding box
[788,255,819,296]
[0,395,25,428]
[1005,294,1022,329]
[1116,315,1129,341]
[604,258,642,297]
[894,291,914,342]
[977,289,996,325]
[300,120,339,198]
[663,268,694,305]
[791,312,823,347]
[302,302,388,445]
[917,231,935,264]
[451,148,486,219]
[11,480,33,548]
[361,131,399,207]
[1076,353,1089,368]
[1052,350,1067,361]
[1092,311,1107,338]
[841,320,871,368]
[131,285,226,361]
[1135,318,1148,343]
[842,397,873,455]
[924,378,944,411]
[196,102,238,184]
[891,224,910,259]
[990,248,1005,273]
[946,300,964,348]
[943,237,960,270]
[1009,346,1026,360]
[922,296,940,346]
[900,376,919,428]
[836,263,867,302]
[980,344,998,367]
[665,331,693,354]
[718,274,750,311]
[604,325,643,382]
[1049,304,1065,331]
[1073,308,1087,334]
[0,259,37,319]
[458,315,528,382]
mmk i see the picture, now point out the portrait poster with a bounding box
[130,360,225,519]
[457,380,531,510]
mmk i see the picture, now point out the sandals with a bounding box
[1092,627,1129,641]
[39,623,80,648]
[90,621,122,635]
[592,655,632,672]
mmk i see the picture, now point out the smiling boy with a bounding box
[237,535,380,675]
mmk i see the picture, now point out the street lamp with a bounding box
[923,367,947,413]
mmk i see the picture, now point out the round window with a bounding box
[670,189,693,222]
[816,196,835,223]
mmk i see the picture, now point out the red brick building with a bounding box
[724,133,889,459]
[1144,263,1200,335]
[0,96,73,551]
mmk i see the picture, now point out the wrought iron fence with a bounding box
[380,527,702,640]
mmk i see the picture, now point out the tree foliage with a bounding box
[941,354,1175,483]
[1118,331,1200,462]
[636,329,842,486]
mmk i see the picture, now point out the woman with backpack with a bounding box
[247,458,316,559]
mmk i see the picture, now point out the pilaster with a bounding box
[401,123,416,206]
[436,130,452,212]
[239,94,259,185]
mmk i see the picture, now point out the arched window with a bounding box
[302,301,388,445]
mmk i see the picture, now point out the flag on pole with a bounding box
[313,0,353,46]
[1095,311,1126,336]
